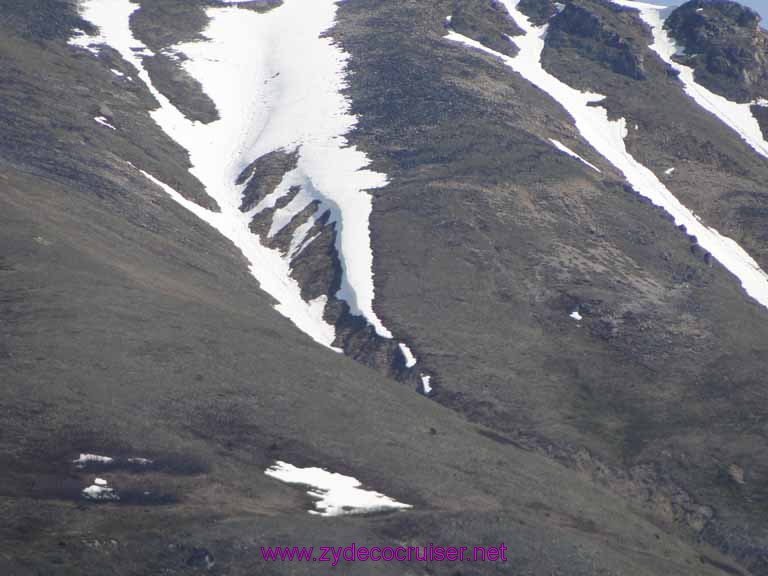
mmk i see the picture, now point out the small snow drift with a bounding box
[445,1,768,312]
[265,461,412,516]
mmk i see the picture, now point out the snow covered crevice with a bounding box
[71,0,399,350]
[445,1,768,311]
[611,0,768,161]
[265,461,412,516]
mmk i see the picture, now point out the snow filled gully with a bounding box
[445,0,768,311]
[71,0,426,370]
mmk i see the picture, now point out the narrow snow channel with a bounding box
[612,0,768,161]
[446,0,768,311]
[265,461,412,516]
[71,0,393,349]
[549,138,601,172]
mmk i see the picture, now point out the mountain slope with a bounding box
[2,0,768,574]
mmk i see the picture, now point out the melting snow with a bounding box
[265,461,412,516]
[94,116,116,130]
[398,342,418,368]
[549,138,601,172]
[73,0,394,349]
[446,1,768,311]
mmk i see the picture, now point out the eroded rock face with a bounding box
[545,0,649,80]
[666,0,768,102]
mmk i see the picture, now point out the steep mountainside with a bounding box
[3,0,768,574]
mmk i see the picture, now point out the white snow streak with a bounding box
[398,342,417,368]
[446,1,768,311]
[664,167,676,175]
[612,0,768,160]
[94,116,116,130]
[549,138,601,172]
[265,461,412,516]
[72,0,394,348]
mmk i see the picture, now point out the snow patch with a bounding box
[398,342,417,368]
[446,2,768,311]
[664,167,675,175]
[94,116,116,130]
[549,138,601,172]
[420,374,432,395]
[265,461,412,516]
[73,0,394,349]
[110,68,125,77]
[570,310,583,321]
[73,453,113,467]
[83,478,119,501]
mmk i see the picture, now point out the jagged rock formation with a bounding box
[666,0,768,102]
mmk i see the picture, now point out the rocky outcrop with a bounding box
[237,149,299,212]
[546,0,649,80]
[518,0,561,26]
[666,0,768,103]
[143,53,218,124]
[449,0,523,57]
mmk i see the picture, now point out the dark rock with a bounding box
[449,0,523,57]
[547,1,648,80]
[186,547,215,570]
[666,0,768,102]
[518,0,561,26]
[238,149,299,212]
